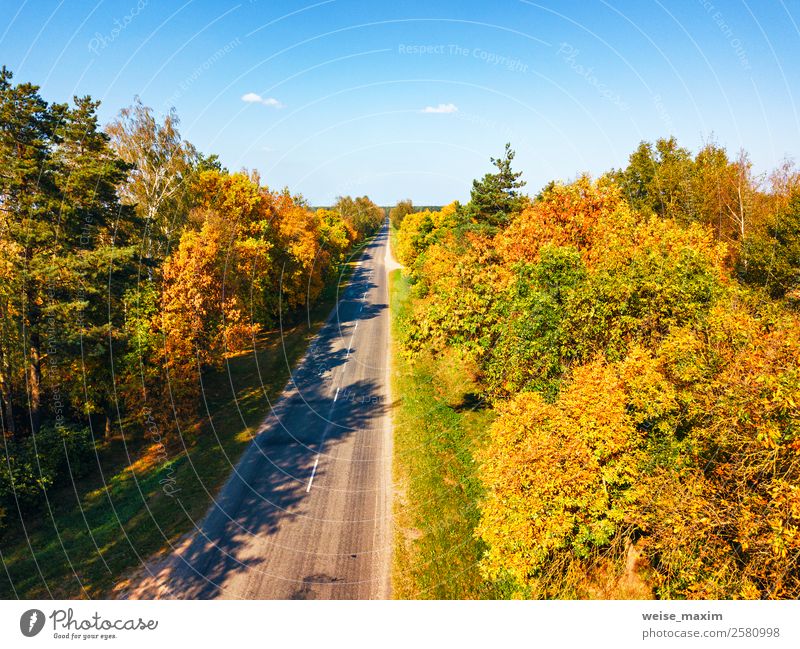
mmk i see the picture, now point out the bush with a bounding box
[0,425,96,513]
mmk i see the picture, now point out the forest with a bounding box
[0,67,384,541]
[393,140,800,599]
[3,60,800,601]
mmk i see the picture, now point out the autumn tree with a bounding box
[0,68,362,537]
[333,195,384,239]
[150,169,360,426]
[107,98,197,260]
[157,215,260,425]
[613,137,764,265]
[397,142,800,599]
[496,175,634,267]
[476,358,648,597]
[270,191,330,310]
[317,207,356,268]
[478,306,800,599]
[614,137,695,222]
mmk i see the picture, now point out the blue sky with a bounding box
[2,0,799,204]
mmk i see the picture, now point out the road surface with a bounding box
[129,223,394,599]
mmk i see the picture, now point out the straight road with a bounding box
[129,223,394,599]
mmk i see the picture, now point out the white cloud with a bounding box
[421,103,458,114]
[241,92,284,108]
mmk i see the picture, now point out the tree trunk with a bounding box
[0,382,15,438]
[0,349,17,437]
[28,331,42,435]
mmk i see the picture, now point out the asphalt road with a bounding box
[132,223,394,599]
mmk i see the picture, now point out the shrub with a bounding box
[0,425,96,512]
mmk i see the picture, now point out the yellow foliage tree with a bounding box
[496,175,635,268]
[476,358,649,597]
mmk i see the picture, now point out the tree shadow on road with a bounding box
[153,375,387,599]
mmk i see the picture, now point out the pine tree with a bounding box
[0,68,138,436]
[0,66,61,435]
[467,143,526,228]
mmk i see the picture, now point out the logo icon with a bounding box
[20,609,45,637]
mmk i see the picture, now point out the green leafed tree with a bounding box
[739,191,800,299]
[333,194,384,239]
[389,198,415,229]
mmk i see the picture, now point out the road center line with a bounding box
[308,246,372,493]
[306,456,320,492]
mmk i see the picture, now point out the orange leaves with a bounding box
[189,171,353,314]
[634,303,800,598]
[274,202,328,308]
[619,346,678,427]
[476,391,592,587]
[559,360,637,466]
[192,169,262,224]
[395,202,460,272]
[395,209,436,268]
[706,306,800,451]
[496,175,634,267]
[161,219,255,373]
[476,358,647,595]
[477,314,800,598]
[394,165,800,598]
[150,170,359,432]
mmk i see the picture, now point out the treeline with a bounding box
[394,140,800,598]
[0,67,383,531]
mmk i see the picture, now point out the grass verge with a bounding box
[0,244,369,599]
[389,269,506,599]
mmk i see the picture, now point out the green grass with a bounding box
[389,269,506,599]
[0,249,368,599]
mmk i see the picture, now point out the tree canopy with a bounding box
[395,136,800,599]
[0,70,379,535]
